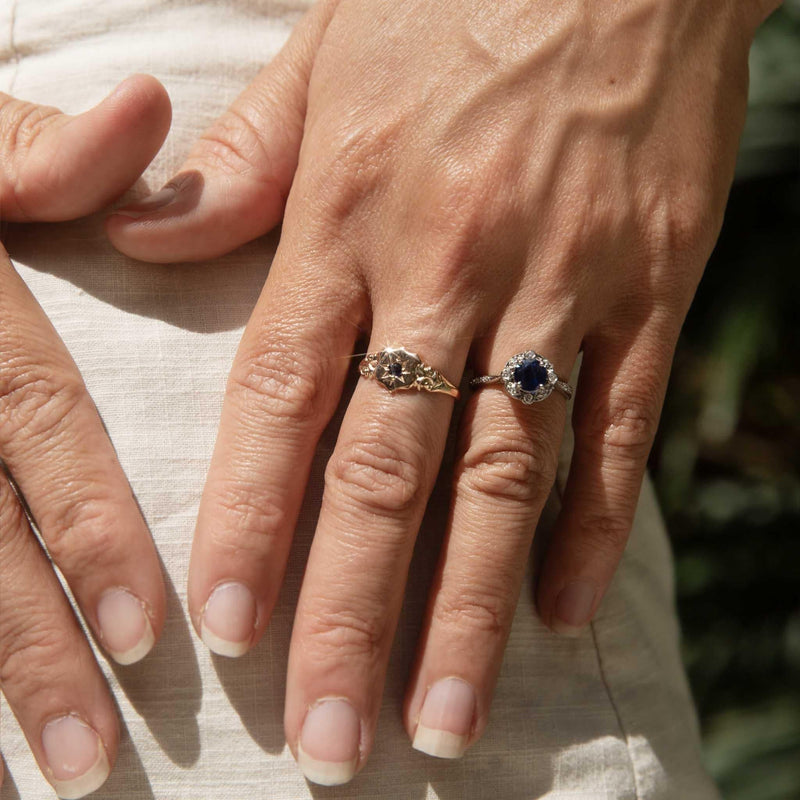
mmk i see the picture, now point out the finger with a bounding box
[402,319,579,758]
[187,242,365,657]
[284,319,470,785]
[0,74,171,222]
[0,248,165,664]
[0,467,117,799]
[106,0,340,263]
[536,313,679,635]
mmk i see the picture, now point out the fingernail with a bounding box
[552,580,597,636]
[200,581,256,657]
[412,677,476,759]
[112,185,177,219]
[42,715,110,799]
[96,587,155,665]
[112,171,202,220]
[297,698,360,786]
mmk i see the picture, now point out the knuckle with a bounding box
[579,398,659,462]
[206,485,286,554]
[575,512,631,554]
[325,435,424,516]
[426,163,492,233]
[0,97,59,199]
[302,604,387,662]
[416,164,510,300]
[228,340,327,427]
[604,405,658,453]
[303,115,399,223]
[44,491,117,563]
[0,610,67,694]
[458,435,557,504]
[433,588,511,640]
[324,115,399,180]
[646,187,716,265]
[415,225,489,311]
[0,97,58,152]
[0,364,87,443]
[194,107,281,192]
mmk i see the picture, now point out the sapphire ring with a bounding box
[359,347,459,398]
[470,351,573,404]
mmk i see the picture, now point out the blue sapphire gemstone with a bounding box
[389,363,403,378]
[513,359,548,392]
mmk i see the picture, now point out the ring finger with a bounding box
[284,308,473,785]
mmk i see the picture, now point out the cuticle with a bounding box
[40,711,97,741]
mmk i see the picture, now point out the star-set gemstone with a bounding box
[374,347,417,390]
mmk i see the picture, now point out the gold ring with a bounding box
[358,346,459,398]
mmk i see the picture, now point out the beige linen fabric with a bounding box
[0,1,721,797]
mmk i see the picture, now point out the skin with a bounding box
[106,0,779,780]
[0,75,170,793]
[0,0,781,791]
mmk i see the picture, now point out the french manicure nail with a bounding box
[552,580,597,636]
[42,715,110,800]
[200,581,256,657]
[297,698,360,786]
[412,677,476,759]
[112,186,178,219]
[96,587,155,665]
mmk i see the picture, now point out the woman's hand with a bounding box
[109,0,772,784]
[0,76,170,798]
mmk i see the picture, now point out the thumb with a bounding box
[0,74,171,223]
[107,0,340,264]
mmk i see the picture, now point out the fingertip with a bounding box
[78,73,172,177]
[98,73,172,145]
[0,74,172,222]
[9,74,173,222]
[109,73,171,109]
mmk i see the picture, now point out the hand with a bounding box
[108,0,770,784]
[0,76,170,798]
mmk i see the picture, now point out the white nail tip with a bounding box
[200,623,250,658]
[296,744,357,786]
[412,724,468,759]
[50,741,110,800]
[108,615,156,666]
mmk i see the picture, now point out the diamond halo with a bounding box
[500,351,558,404]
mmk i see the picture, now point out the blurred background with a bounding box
[649,2,800,797]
